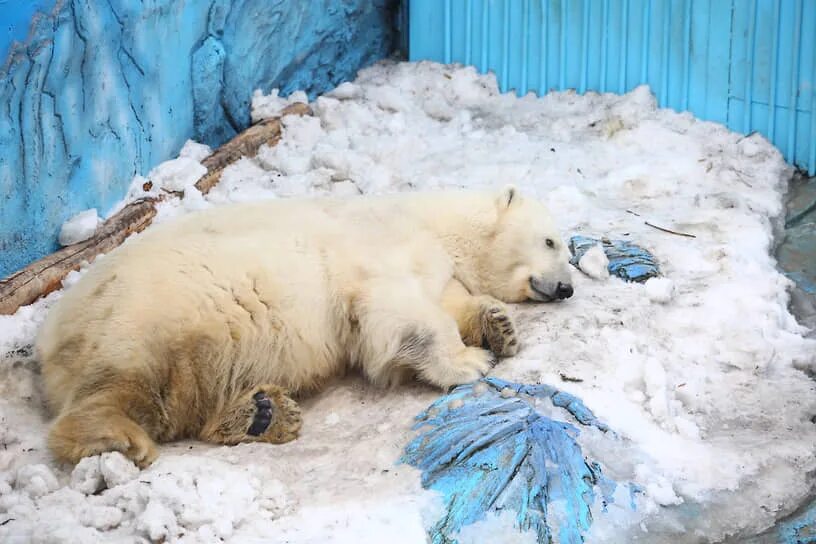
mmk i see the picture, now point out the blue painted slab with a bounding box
[408,0,816,175]
[0,0,55,61]
[569,235,660,283]
[402,377,632,544]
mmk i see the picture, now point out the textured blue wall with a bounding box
[0,0,398,277]
[0,1,55,61]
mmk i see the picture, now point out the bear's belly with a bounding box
[173,272,345,395]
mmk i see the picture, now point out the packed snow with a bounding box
[1,60,815,543]
[576,243,611,280]
[57,209,100,246]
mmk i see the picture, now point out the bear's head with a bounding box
[477,186,574,303]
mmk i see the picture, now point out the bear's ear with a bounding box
[496,184,519,210]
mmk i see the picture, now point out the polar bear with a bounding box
[37,186,573,467]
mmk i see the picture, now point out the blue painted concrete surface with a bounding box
[408,0,816,175]
[402,377,628,544]
[0,0,398,278]
[0,0,55,61]
[569,235,660,283]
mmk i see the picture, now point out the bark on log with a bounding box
[196,102,311,194]
[0,199,158,315]
[0,102,311,315]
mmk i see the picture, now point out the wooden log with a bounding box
[0,102,311,315]
[0,198,158,315]
[196,102,312,194]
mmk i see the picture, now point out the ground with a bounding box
[0,61,814,543]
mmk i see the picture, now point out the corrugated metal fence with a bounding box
[408,0,816,175]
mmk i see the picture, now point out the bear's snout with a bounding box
[555,282,573,300]
[529,276,573,302]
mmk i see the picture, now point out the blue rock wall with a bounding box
[0,0,398,277]
[1,1,55,61]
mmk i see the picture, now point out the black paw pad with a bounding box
[248,391,275,436]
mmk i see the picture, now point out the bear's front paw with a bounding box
[480,302,519,357]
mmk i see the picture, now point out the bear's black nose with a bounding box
[555,282,573,299]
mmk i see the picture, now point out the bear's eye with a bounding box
[545,238,555,249]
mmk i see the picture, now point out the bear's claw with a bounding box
[481,303,520,357]
[247,391,275,436]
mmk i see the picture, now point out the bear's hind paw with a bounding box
[247,391,275,436]
[201,385,302,446]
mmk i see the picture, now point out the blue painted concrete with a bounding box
[0,0,55,61]
[569,235,660,283]
[402,377,626,544]
[408,0,816,175]
[0,0,398,278]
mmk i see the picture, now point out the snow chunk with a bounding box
[178,139,212,162]
[148,157,207,192]
[14,464,60,498]
[138,499,179,541]
[58,209,100,246]
[79,505,123,530]
[251,89,310,122]
[635,465,683,506]
[70,456,105,495]
[644,277,675,303]
[577,244,610,279]
[327,81,361,100]
[100,452,139,488]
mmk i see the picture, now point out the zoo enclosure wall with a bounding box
[408,0,816,175]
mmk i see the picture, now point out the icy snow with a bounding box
[58,209,100,246]
[1,61,815,543]
[250,88,310,123]
[147,157,207,193]
[577,243,611,280]
[178,140,213,163]
[645,277,676,304]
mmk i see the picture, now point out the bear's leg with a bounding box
[199,384,302,445]
[49,394,159,468]
[441,279,520,357]
[358,282,497,389]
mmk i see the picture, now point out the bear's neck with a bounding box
[401,194,495,294]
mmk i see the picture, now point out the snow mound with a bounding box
[1,61,814,543]
[58,209,100,246]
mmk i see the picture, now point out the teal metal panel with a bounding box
[408,0,816,175]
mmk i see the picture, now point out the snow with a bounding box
[1,60,815,543]
[577,243,610,280]
[178,140,213,163]
[147,157,207,193]
[645,277,675,303]
[250,88,310,123]
[58,209,100,246]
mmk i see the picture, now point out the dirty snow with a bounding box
[1,60,815,543]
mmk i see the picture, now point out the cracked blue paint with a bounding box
[569,235,661,283]
[0,0,398,277]
[402,377,628,544]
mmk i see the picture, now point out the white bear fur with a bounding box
[37,187,573,467]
